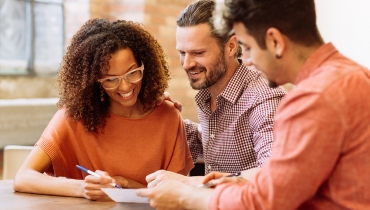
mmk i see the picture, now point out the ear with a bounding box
[225,35,238,57]
[265,27,285,58]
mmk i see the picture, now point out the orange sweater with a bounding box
[36,101,193,186]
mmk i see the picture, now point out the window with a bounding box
[0,0,64,75]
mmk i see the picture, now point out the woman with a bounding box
[13,18,193,200]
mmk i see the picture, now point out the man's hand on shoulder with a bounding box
[156,91,182,112]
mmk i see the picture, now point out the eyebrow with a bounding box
[176,48,206,53]
[237,40,245,46]
[176,44,208,52]
[104,63,138,77]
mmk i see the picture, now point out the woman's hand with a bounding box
[112,176,147,189]
[82,170,115,200]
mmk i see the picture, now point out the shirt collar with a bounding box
[295,42,338,84]
[195,61,251,107]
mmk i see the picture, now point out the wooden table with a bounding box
[0,180,153,210]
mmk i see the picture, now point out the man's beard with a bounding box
[187,54,227,90]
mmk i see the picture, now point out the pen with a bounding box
[76,165,122,189]
[196,171,242,188]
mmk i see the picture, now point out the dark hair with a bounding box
[177,0,241,57]
[219,0,323,49]
[57,18,170,132]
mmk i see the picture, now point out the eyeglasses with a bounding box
[98,64,144,90]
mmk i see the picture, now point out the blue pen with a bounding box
[76,165,122,189]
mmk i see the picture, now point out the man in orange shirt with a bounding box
[137,0,370,209]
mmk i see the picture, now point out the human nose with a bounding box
[241,50,253,66]
[117,77,131,89]
[181,54,196,70]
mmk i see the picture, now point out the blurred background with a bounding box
[0,0,198,117]
[0,0,369,179]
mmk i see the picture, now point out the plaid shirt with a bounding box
[185,63,286,174]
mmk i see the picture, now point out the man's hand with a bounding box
[156,91,182,112]
[137,180,211,210]
[146,170,189,188]
[202,171,228,184]
[202,171,248,187]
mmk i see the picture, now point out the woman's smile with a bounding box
[118,89,134,98]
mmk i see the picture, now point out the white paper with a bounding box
[101,188,149,203]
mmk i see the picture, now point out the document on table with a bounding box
[101,188,149,203]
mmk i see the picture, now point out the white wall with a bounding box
[315,0,370,68]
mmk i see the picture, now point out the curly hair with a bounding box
[56,18,170,132]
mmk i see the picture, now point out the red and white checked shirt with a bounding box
[185,63,286,174]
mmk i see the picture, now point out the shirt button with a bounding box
[197,124,202,133]
[208,165,211,170]
[210,134,215,139]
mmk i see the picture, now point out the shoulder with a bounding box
[154,100,181,117]
[45,107,83,133]
[39,108,78,147]
[49,108,70,124]
[52,107,78,123]
[242,75,287,105]
[235,65,287,99]
[285,66,369,110]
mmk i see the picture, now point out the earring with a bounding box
[276,54,282,59]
